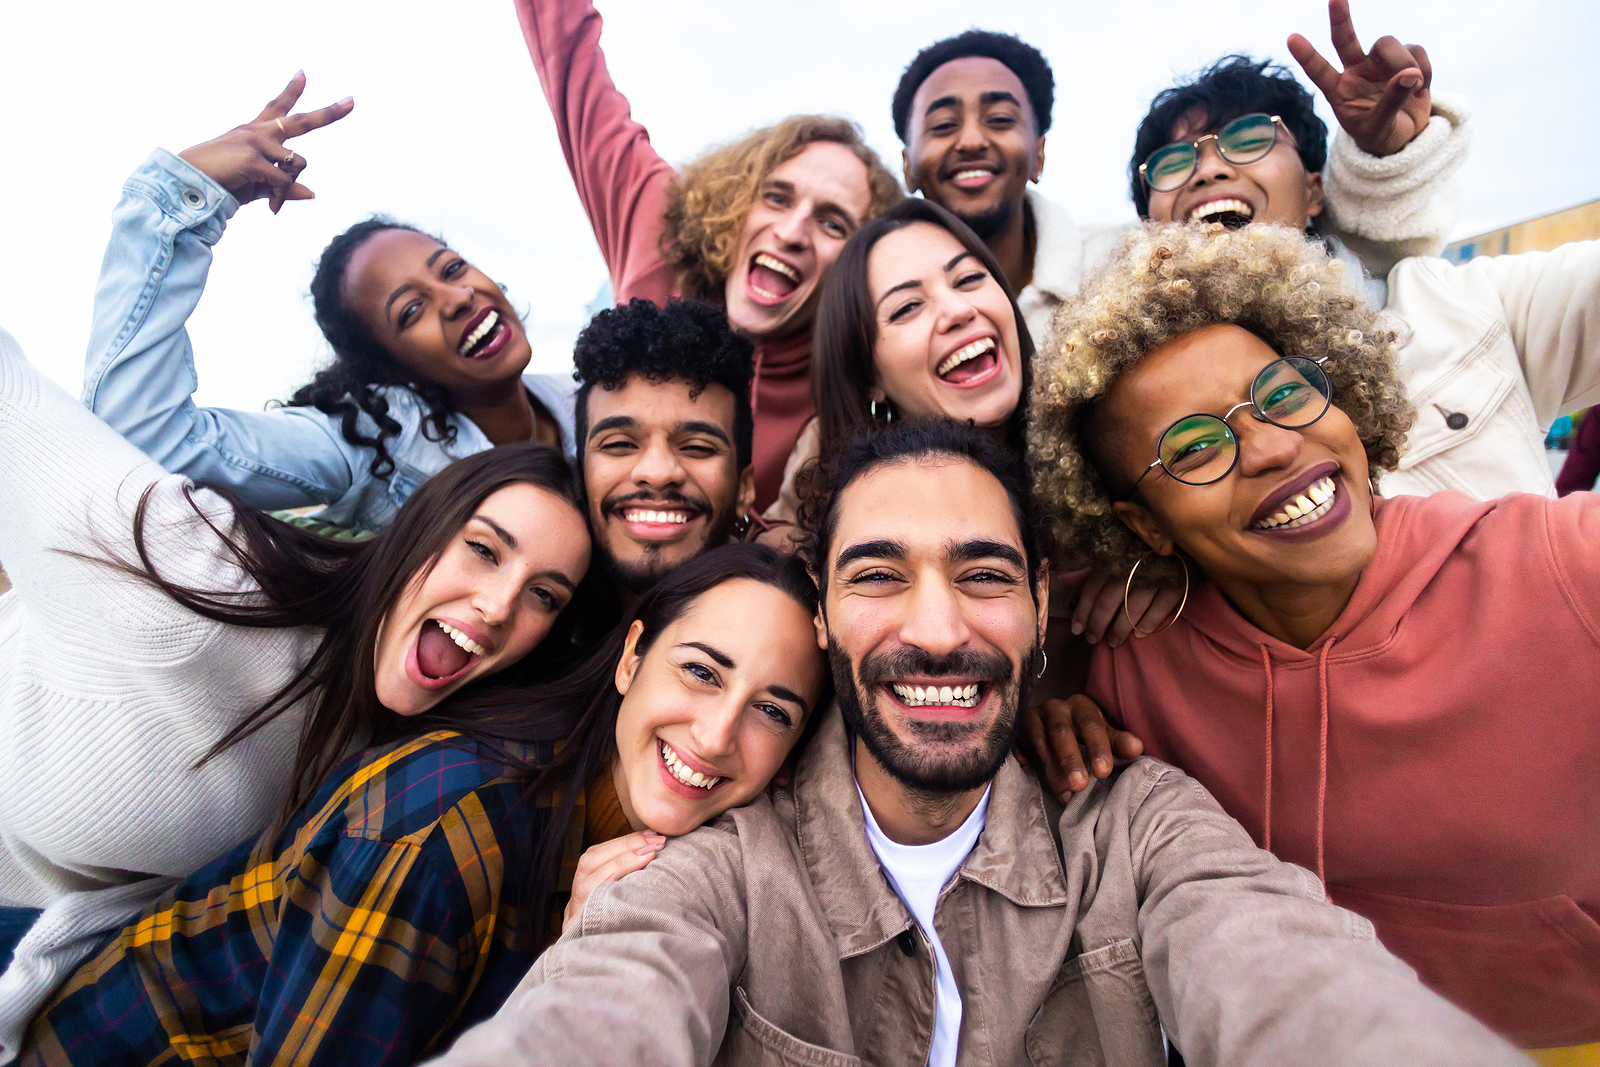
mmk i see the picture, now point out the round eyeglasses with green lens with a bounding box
[1139,113,1284,193]
[1126,356,1332,495]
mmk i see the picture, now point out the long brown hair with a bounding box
[662,115,903,300]
[811,199,1035,457]
[121,443,613,828]
[438,542,829,928]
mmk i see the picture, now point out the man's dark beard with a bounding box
[952,196,1014,241]
[829,637,1037,796]
[596,490,737,595]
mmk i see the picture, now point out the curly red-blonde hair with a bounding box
[662,116,902,299]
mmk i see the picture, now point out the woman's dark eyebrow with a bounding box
[876,278,924,309]
[679,641,734,668]
[384,248,453,322]
[878,252,976,309]
[472,514,519,549]
[766,685,811,716]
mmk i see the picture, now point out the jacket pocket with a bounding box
[1025,940,1164,1067]
[1390,325,1551,497]
[1335,884,1600,1047]
[718,987,861,1067]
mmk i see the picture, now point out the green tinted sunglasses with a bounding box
[1139,113,1285,193]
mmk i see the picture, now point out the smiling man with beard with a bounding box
[574,298,755,602]
[428,419,1525,1067]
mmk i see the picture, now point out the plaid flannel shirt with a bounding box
[24,730,588,1066]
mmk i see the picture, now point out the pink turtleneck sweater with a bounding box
[515,0,814,510]
[1089,491,1600,1049]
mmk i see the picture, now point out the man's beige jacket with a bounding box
[433,711,1522,1067]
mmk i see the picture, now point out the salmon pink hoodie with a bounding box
[1089,490,1600,1049]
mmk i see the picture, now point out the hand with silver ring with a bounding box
[177,72,354,215]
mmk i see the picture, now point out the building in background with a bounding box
[1442,197,1600,262]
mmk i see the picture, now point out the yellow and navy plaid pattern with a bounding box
[24,730,586,1067]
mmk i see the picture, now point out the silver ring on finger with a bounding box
[279,150,296,168]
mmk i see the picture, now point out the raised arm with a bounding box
[1126,765,1526,1066]
[513,0,677,304]
[1291,0,1470,271]
[84,77,366,511]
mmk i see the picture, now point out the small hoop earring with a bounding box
[870,398,892,423]
[1122,553,1191,637]
[1034,650,1048,679]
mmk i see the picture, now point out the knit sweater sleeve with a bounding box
[514,0,676,305]
[0,326,249,649]
[0,326,307,893]
[1320,92,1471,276]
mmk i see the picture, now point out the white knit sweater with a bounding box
[0,327,317,1056]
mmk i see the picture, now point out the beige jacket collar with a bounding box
[791,708,1070,961]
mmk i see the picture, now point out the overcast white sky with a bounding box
[1,0,1595,411]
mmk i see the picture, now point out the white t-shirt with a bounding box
[858,783,992,1067]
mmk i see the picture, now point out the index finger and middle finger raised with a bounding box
[275,96,356,141]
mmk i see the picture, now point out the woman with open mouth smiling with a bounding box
[86,75,577,535]
[765,199,1028,529]
[0,319,612,1054]
[21,545,827,1066]
[1030,223,1600,1060]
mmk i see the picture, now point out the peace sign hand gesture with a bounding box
[177,72,354,214]
[1287,0,1431,158]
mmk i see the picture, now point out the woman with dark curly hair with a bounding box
[514,0,901,511]
[1029,222,1600,1059]
[85,76,577,533]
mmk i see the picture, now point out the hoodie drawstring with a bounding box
[1259,645,1275,853]
[1315,638,1334,886]
[1259,640,1334,887]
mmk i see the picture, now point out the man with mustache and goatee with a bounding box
[428,421,1525,1067]
[572,298,757,605]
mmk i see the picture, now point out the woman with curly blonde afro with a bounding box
[515,0,899,511]
[1029,222,1600,1057]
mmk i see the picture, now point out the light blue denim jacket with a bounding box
[83,149,577,532]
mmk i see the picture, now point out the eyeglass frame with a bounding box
[1121,355,1333,500]
[1137,113,1288,193]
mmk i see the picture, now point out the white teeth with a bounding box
[891,683,981,707]
[623,509,691,525]
[659,739,721,790]
[936,337,997,377]
[434,620,487,657]
[457,310,500,356]
[1189,198,1254,223]
[752,252,801,284]
[1253,476,1338,530]
[953,168,994,182]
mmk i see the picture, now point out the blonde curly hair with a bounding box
[661,116,903,299]
[1028,222,1414,580]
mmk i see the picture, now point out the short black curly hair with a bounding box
[892,30,1054,142]
[572,298,755,469]
[1130,55,1328,218]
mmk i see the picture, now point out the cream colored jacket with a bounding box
[1378,239,1600,499]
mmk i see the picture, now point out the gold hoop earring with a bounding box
[1122,553,1191,637]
